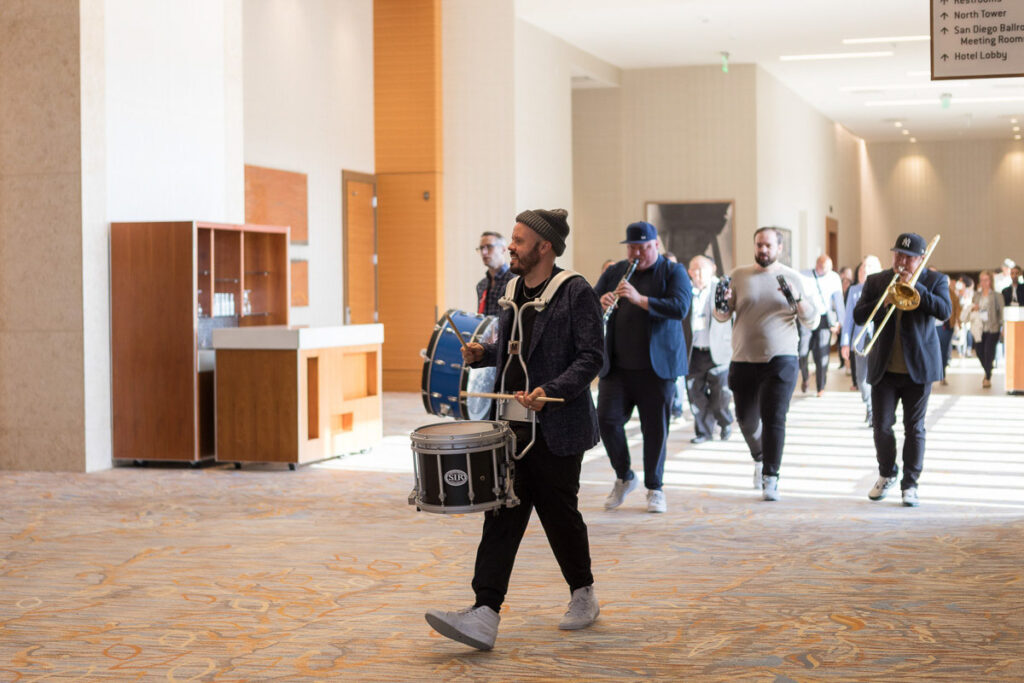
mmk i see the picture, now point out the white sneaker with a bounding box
[559,585,600,630]
[902,487,920,507]
[604,475,638,510]
[646,489,667,513]
[762,475,779,501]
[425,605,500,650]
[868,476,897,501]
[753,460,763,490]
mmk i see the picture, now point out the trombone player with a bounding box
[853,232,952,507]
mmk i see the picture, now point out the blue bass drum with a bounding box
[421,309,497,420]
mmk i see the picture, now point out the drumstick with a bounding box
[443,312,469,350]
[461,391,565,404]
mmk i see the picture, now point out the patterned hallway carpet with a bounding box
[3,381,1024,681]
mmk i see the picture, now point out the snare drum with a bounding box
[409,420,518,514]
[421,309,497,420]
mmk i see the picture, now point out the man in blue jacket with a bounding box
[595,222,692,513]
[854,233,951,507]
[425,208,604,651]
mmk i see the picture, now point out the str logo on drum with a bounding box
[444,470,469,486]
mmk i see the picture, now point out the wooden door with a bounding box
[826,216,839,268]
[343,171,378,324]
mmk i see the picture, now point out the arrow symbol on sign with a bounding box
[941,54,949,61]
[941,12,948,19]
[941,27,949,34]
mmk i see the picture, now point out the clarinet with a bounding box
[776,275,798,310]
[714,276,732,314]
[602,259,640,324]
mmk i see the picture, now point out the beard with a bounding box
[510,242,541,276]
[755,253,777,268]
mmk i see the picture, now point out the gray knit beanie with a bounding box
[515,208,570,256]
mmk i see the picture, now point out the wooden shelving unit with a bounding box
[110,220,289,463]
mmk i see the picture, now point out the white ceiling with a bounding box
[516,0,1024,143]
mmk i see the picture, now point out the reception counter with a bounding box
[213,325,384,467]
[1006,306,1024,395]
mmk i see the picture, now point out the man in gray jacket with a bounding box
[425,208,604,651]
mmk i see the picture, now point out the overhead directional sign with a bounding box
[932,0,1024,79]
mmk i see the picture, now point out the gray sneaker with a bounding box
[425,605,500,650]
[646,489,666,513]
[753,460,763,490]
[902,487,920,507]
[868,476,897,501]
[604,475,638,510]
[559,585,600,630]
[762,475,779,501]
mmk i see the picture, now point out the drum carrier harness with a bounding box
[495,269,582,459]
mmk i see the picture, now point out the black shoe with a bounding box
[720,425,732,441]
[801,380,808,393]
[690,435,710,444]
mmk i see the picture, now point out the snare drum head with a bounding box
[412,419,506,440]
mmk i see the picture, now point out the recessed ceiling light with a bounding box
[843,36,930,45]
[780,51,894,61]
[910,137,917,143]
[1013,118,1019,124]
[894,121,903,128]
[1017,134,1022,140]
[902,129,910,135]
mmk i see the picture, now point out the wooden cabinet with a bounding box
[212,326,384,467]
[111,221,289,463]
[1006,306,1024,395]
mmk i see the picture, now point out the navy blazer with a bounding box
[476,271,604,457]
[595,256,692,380]
[853,268,952,385]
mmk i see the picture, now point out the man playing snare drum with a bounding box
[424,208,605,651]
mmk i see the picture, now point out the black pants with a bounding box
[598,368,675,490]
[472,428,592,611]
[977,331,999,379]
[686,349,733,439]
[937,324,954,376]
[728,356,798,477]
[871,372,930,490]
[798,316,832,392]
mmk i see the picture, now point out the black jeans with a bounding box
[871,372,930,490]
[686,349,733,439]
[799,316,832,392]
[472,428,592,611]
[598,368,675,490]
[977,331,999,379]
[728,356,799,477]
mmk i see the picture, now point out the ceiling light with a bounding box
[780,51,894,61]
[866,95,1024,106]
[1017,135,1022,140]
[902,129,910,135]
[894,121,903,127]
[910,137,917,143]
[843,36,930,45]
[1015,126,1021,132]
[1013,118,1019,124]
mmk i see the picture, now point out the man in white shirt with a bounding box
[685,255,734,444]
[798,255,845,397]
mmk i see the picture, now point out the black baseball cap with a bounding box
[891,232,926,257]
[621,221,658,244]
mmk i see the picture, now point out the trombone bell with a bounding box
[888,281,921,311]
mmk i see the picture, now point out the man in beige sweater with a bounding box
[714,227,818,501]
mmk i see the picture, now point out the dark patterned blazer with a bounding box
[476,268,604,457]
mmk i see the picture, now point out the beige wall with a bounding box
[244,0,374,327]
[861,139,1024,272]
[442,0,517,313]
[0,0,87,470]
[755,67,862,270]
[573,65,758,283]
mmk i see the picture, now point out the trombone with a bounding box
[854,235,940,356]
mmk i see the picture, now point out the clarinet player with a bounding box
[594,222,691,513]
